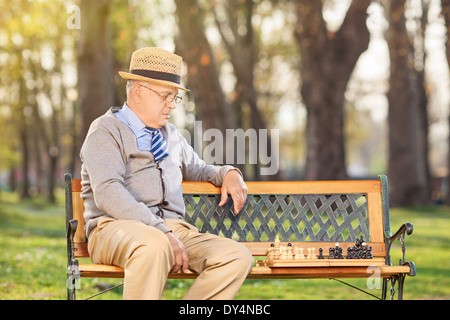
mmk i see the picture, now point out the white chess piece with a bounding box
[267,247,273,261]
[287,245,294,260]
[299,247,305,259]
[280,246,288,260]
[274,246,281,260]
[294,247,301,260]
[275,235,281,249]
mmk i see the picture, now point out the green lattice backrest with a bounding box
[182,180,387,257]
[184,193,370,242]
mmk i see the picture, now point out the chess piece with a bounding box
[273,245,281,260]
[318,248,325,259]
[338,247,344,259]
[357,235,365,248]
[294,247,300,260]
[267,243,274,254]
[361,245,367,259]
[347,247,353,259]
[311,247,317,259]
[267,246,274,261]
[287,245,294,260]
[299,247,305,259]
[329,247,335,259]
[367,246,373,259]
[354,247,361,259]
[274,235,281,249]
[280,246,288,260]
[307,248,312,259]
[333,243,344,259]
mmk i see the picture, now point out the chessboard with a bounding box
[256,235,385,268]
[257,259,385,268]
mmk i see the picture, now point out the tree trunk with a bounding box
[441,0,450,205]
[385,0,431,207]
[17,50,31,199]
[77,0,115,176]
[294,0,370,180]
[174,0,236,134]
[212,0,281,180]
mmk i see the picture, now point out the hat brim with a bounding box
[118,71,189,92]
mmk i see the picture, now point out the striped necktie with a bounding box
[145,127,169,162]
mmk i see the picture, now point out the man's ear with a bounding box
[133,85,142,103]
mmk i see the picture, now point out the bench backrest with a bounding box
[65,174,390,258]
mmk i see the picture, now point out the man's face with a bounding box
[131,82,178,129]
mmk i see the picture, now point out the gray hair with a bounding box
[126,80,136,97]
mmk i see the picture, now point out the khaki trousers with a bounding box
[88,217,254,300]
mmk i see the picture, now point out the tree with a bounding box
[294,0,371,180]
[0,0,74,201]
[385,0,431,206]
[77,0,115,177]
[442,0,450,205]
[212,0,282,180]
[174,0,236,134]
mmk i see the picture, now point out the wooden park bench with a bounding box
[65,173,415,300]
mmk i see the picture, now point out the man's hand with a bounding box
[165,232,189,273]
[219,170,248,214]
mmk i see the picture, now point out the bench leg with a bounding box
[382,278,388,300]
[397,274,406,300]
[382,274,406,300]
[67,283,76,301]
[67,259,80,300]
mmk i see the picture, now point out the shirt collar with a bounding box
[120,102,148,137]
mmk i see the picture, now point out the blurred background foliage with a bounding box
[0,0,449,208]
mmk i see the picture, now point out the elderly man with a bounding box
[80,47,253,300]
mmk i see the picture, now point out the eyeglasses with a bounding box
[139,84,182,104]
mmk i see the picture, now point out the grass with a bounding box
[0,190,449,300]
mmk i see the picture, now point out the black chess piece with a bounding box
[333,243,344,259]
[367,246,373,259]
[337,247,344,259]
[354,247,361,259]
[347,247,353,259]
[329,247,335,259]
[318,248,325,259]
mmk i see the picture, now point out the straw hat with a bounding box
[119,47,189,92]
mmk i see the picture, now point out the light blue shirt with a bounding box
[114,103,155,151]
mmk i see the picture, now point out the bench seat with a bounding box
[78,263,411,280]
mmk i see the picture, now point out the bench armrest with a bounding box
[67,219,78,268]
[385,223,416,276]
[387,222,414,239]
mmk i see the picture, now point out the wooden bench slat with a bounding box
[181,180,381,195]
[367,191,385,243]
[78,264,411,280]
[72,180,382,195]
